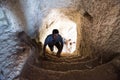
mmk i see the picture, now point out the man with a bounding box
[43,29,63,58]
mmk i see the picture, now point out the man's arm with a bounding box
[59,35,64,50]
[61,39,64,49]
[43,36,49,58]
[56,35,64,57]
[43,44,46,57]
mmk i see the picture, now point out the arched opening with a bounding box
[39,8,81,56]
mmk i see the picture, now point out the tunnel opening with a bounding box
[39,8,81,56]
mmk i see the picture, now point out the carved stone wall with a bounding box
[0,0,120,80]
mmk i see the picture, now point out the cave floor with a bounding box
[20,51,119,80]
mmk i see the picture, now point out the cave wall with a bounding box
[0,0,120,80]
[0,0,80,79]
[0,0,29,80]
[19,0,80,38]
[78,0,120,57]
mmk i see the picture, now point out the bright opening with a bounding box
[40,9,77,55]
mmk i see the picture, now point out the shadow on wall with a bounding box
[83,11,93,22]
[17,31,43,61]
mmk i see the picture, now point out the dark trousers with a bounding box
[48,42,63,55]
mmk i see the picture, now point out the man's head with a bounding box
[52,29,59,39]
[52,29,59,34]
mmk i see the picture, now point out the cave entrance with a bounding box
[39,9,79,56]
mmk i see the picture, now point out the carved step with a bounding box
[20,61,117,80]
[36,56,100,71]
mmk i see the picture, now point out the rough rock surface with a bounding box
[0,0,120,80]
[79,0,120,57]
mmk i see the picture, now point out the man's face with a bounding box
[53,33,58,39]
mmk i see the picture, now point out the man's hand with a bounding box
[56,52,60,58]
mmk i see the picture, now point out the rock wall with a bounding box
[0,1,29,80]
[78,0,120,57]
[0,0,80,79]
[19,0,80,38]
[0,0,120,80]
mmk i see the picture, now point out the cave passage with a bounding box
[39,9,77,55]
[0,0,120,80]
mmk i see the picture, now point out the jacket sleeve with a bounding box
[44,35,49,46]
[59,35,64,47]
[43,35,49,57]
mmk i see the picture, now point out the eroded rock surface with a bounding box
[0,0,120,80]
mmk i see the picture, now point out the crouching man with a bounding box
[43,29,63,58]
